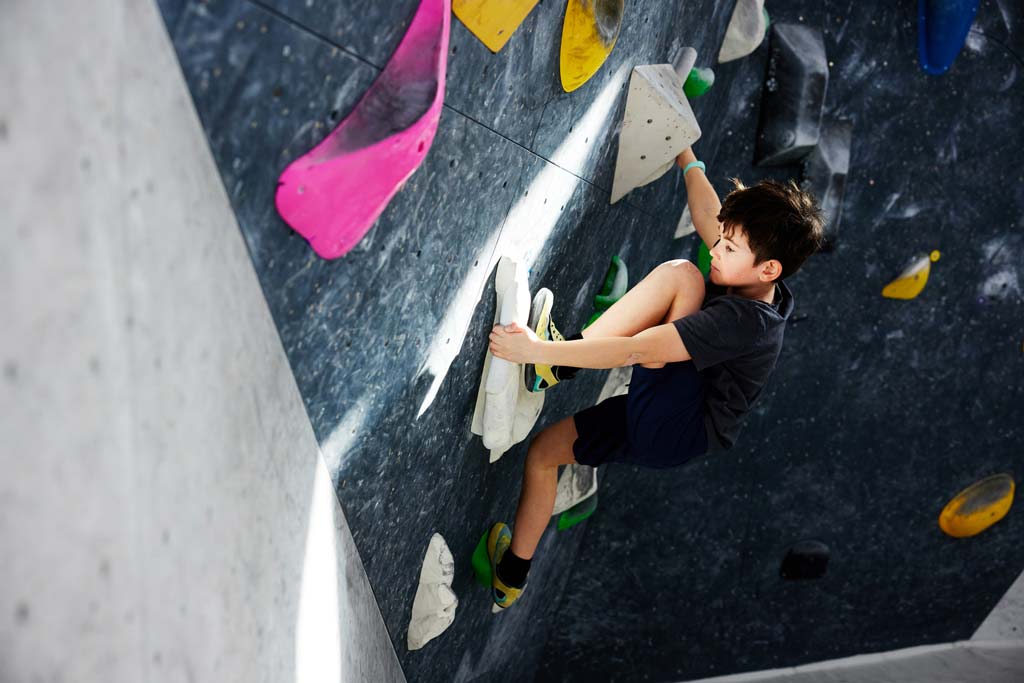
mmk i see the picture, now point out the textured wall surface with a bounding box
[158,0,1024,681]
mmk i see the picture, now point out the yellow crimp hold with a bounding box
[453,0,540,53]
[560,0,624,92]
[939,473,1015,538]
[882,250,940,300]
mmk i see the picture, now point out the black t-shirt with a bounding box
[673,278,794,451]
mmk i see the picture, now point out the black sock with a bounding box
[496,548,531,588]
[553,332,583,380]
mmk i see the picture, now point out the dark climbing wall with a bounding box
[158,1,1024,681]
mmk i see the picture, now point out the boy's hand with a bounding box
[489,322,540,363]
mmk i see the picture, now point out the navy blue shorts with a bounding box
[572,361,709,469]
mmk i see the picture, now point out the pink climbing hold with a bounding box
[275,0,451,259]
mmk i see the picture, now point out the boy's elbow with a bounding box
[631,328,690,365]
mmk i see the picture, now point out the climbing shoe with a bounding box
[524,288,565,393]
[488,522,526,611]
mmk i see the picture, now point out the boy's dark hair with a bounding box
[717,178,825,280]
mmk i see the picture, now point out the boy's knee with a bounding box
[527,420,574,470]
[659,259,705,294]
[659,258,701,280]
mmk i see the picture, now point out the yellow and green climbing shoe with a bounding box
[524,288,565,393]
[488,522,526,610]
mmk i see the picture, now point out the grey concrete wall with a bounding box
[0,1,402,680]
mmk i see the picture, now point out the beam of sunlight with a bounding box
[294,459,342,683]
[414,65,630,419]
[320,394,370,475]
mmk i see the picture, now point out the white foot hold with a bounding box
[407,533,458,651]
[718,0,767,64]
[611,63,702,204]
[471,255,544,462]
[553,464,599,516]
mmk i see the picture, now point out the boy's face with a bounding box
[708,223,778,286]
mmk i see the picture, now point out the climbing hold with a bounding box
[453,0,540,53]
[610,62,702,203]
[718,0,768,63]
[275,0,450,259]
[918,0,980,75]
[471,530,492,587]
[593,255,628,309]
[558,492,598,530]
[471,256,545,461]
[882,251,940,300]
[560,0,625,93]
[801,119,852,252]
[585,256,628,327]
[675,205,696,240]
[407,533,458,650]
[755,23,829,167]
[683,67,716,98]
[780,540,830,580]
[553,464,598,516]
[696,240,712,277]
[939,474,1015,538]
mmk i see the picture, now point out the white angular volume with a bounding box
[407,533,457,651]
[718,0,767,63]
[471,256,544,462]
[610,64,702,204]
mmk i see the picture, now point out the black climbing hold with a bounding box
[755,23,829,166]
[780,540,830,580]
[801,119,852,252]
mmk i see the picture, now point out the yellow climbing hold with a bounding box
[453,0,540,53]
[882,251,940,300]
[560,0,624,92]
[939,474,1015,538]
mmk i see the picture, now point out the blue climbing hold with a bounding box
[918,0,980,75]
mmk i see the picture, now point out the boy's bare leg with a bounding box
[509,415,580,560]
[580,259,705,368]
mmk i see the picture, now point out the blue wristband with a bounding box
[683,160,706,176]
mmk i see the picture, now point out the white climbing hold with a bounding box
[610,63,702,204]
[471,255,544,462]
[553,464,598,516]
[596,365,632,403]
[718,0,767,63]
[407,533,458,651]
[674,204,696,239]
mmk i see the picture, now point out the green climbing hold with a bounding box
[763,7,770,30]
[696,240,712,277]
[683,66,716,98]
[557,492,598,531]
[585,255,629,328]
[471,530,492,587]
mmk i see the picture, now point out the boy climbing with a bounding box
[484,147,825,610]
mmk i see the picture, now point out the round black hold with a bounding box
[780,540,830,580]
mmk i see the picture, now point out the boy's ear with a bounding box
[760,259,783,282]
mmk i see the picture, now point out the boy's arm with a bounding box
[533,324,691,369]
[677,148,722,251]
